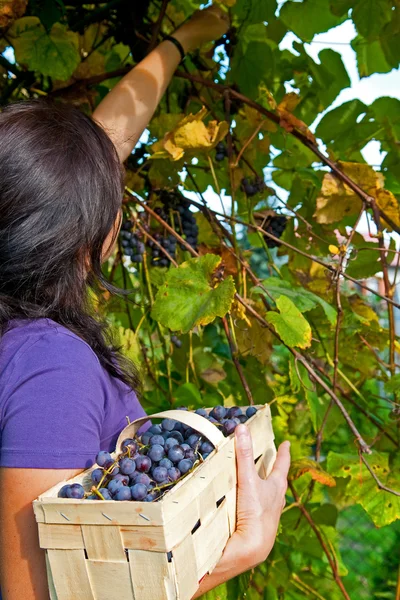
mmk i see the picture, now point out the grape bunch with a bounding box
[263,215,288,248]
[58,406,258,503]
[147,231,177,268]
[241,176,266,197]
[119,220,145,264]
[158,190,199,252]
[215,142,228,162]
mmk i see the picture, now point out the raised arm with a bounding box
[93,6,229,163]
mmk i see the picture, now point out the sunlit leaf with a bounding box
[8,16,80,80]
[151,254,236,333]
[266,295,312,349]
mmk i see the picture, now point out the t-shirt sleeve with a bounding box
[0,332,108,469]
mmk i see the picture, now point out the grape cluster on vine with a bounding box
[215,142,228,162]
[119,191,199,268]
[119,221,145,263]
[158,190,199,251]
[58,406,258,502]
[263,216,288,248]
[241,176,266,197]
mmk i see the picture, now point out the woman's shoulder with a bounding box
[1,317,100,365]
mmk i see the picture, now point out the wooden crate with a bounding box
[34,404,276,600]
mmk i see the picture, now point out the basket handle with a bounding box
[115,409,227,455]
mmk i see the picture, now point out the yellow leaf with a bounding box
[231,299,251,327]
[329,244,339,255]
[160,107,229,162]
[314,162,399,230]
[314,173,362,224]
[277,92,301,113]
[376,188,400,232]
[290,459,336,487]
[348,295,379,324]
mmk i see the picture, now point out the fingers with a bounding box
[235,425,258,488]
[272,441,291,479]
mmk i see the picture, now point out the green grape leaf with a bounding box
[327,452,400,527]
[234,0,277,24]
[266,295,312,349]
[230,39,275,99]
[316,99,367,145]
[352,0,392,40]
[253,277,336,325]
[8,17,80,80]
[279,0,344,42]
[151,254,236,333]
[351,36,392,78]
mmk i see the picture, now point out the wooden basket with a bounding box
[33,404,276,600]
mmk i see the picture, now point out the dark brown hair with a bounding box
[0,99,140,392]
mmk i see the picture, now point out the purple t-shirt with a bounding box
[0,318,147,469]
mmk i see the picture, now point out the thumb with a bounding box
[235,424,257,488]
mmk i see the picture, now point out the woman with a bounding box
[0,6,290,599]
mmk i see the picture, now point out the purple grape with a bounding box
[246,406,257,418]
[159,458,173,470]
[210,405,226,420]
[66,484,85,499]
[200,441,214,455]
[141,432,153,445]
[149,435,165,447]
[223,419,237,435]
[121,439,138,455]
[168,431,184,444]
[108,479,124,496]
[227,406,243,419]
[187,434,201,449]
[144,491,160,501]
[153,466,168,483]
[135,455,152,473]
[98,488,112,500]
[238,415,248,423]
[195,408,208,417]
[181,443,191,452]
[58,484,71,498]
[165,437,179,451]
[184,448,196,461]
[167,467,181,481]
[132,473,151,487]
[168,446,185,463]
[115,487,132,501]
[148,444,165,462]
[162,418,176,432]
[202,452,210,459]
[177,459,193,474]
[119,458,136,476]
[131,483,148,500]
[96,451,112,467]
[149,424,162,435]
[111,473,129,485]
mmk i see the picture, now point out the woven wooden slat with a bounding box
[86,560,133,600]
[128,549,175,600]
[172,535,199,600]
[47,549,94,600]
[81,525,126,561]
[39,523,84,550]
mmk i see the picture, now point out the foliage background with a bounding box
[1,0,400,598]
